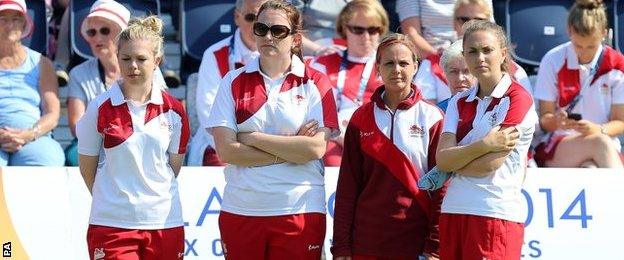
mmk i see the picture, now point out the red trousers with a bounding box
[440,213,524,260]
[218,211,326,260]
[87,225,184,260]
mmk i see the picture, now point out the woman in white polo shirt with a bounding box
[77,16,190,259]
[534,0,624,168]
[208,1,338,259]
[436,20,537,259]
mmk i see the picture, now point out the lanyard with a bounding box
[336,50,376,105]
[565,47,604,114]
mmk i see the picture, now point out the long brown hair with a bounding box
[257,0,303,60]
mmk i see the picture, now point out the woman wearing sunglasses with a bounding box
[332,33,445,260]
[310,0,389,166]
[208,1,338,259]
[0,0,64,166]
[65,0,166,166]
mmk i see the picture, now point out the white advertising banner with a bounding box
[0,167,622,259]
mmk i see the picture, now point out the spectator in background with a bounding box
[77,16,190,259]
[534,0,624,168]
[208,1,338,259]
[437,40,477,111]
[187,0,266,166]
[332,33,445,260]
[0,0,64,166]
[65,0,166,166]
[436,20,536,259]
[310,0,388,166]
[413,0,527,104]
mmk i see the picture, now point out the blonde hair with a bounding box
[336,0,389,39]
[453,0,493,20]
[375,33,418,64]
[462,20,511,72]
[568,0,608,36]
[117,15,164,59]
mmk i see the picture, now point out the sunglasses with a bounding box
[243,13,256,23]
[253,22,292,39]
[86,27,110,37]
[346,25,382,35]
[455,16,487,24]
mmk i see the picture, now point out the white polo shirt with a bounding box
[535,42,624,149]
[76,82,190,229]
[441,74,537,223]
[208,55,339,216]
[189,29,260,165]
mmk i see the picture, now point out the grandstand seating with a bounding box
[179,0,236,84]
[616,0,624,52]
[23,0,47,55]
[68,0,161,71]
[498,0,615,74]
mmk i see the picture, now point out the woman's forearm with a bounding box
[455,151,510,177]
[241,129,330,164]
[436,139,491,172]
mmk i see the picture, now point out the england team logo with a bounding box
[293,94,306,105]
[408,124,424,137]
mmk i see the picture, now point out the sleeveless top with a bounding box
[0,47,42,129]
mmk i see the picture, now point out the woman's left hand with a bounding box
[569,120,601,136]
[0,128,28,153]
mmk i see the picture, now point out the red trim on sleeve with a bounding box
[427,119,444,170]
[501,82,534,127]
[307,66,339,130]
[97,99,133,149]
[455,96,478,142]
[231,72,268,124]
[213,45,230,77]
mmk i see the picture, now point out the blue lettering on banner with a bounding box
[328,192,336,218]
[197,188,223,226]
[523,188,593,228]
[521,240,542,258]
[212,239,224,256]
[185,239,198,256]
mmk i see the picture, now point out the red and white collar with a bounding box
[466,73,512,102]
[109,81,164,106]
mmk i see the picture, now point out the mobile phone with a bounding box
[567,113,582,121]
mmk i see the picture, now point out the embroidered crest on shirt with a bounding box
[408,124,424,137]
[94,248,105,260]
[360,131,374,138]
[160,121,173,132]
[601,83,610,95]
[293,94,306,105]
[490,113,498,127]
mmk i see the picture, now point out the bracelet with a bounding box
[600,124,608,135]
[30,124,41,141]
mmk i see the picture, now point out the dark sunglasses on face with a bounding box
[455,16,487,24]
[86,27,110,37]
[346,25,382,35]
[243,13,256,23]
[253,22,292,39]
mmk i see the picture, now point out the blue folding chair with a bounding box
[68,0,160,70]
[180,0,236,84]
[22,1,48,55]
[615,0,624,52]
[502,0,615,73]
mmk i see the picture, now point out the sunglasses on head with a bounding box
[253,22,292,39]
[243,13,256,23]
[86,27,110,37]
[346,25,382,35]
[455,16,487,24]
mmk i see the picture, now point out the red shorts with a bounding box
[218,211,325,260]
[86,225,184,260]
[203,146,226,166]
[440,213,524,260]
[323,140,343,167]
[533,135,565,167]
